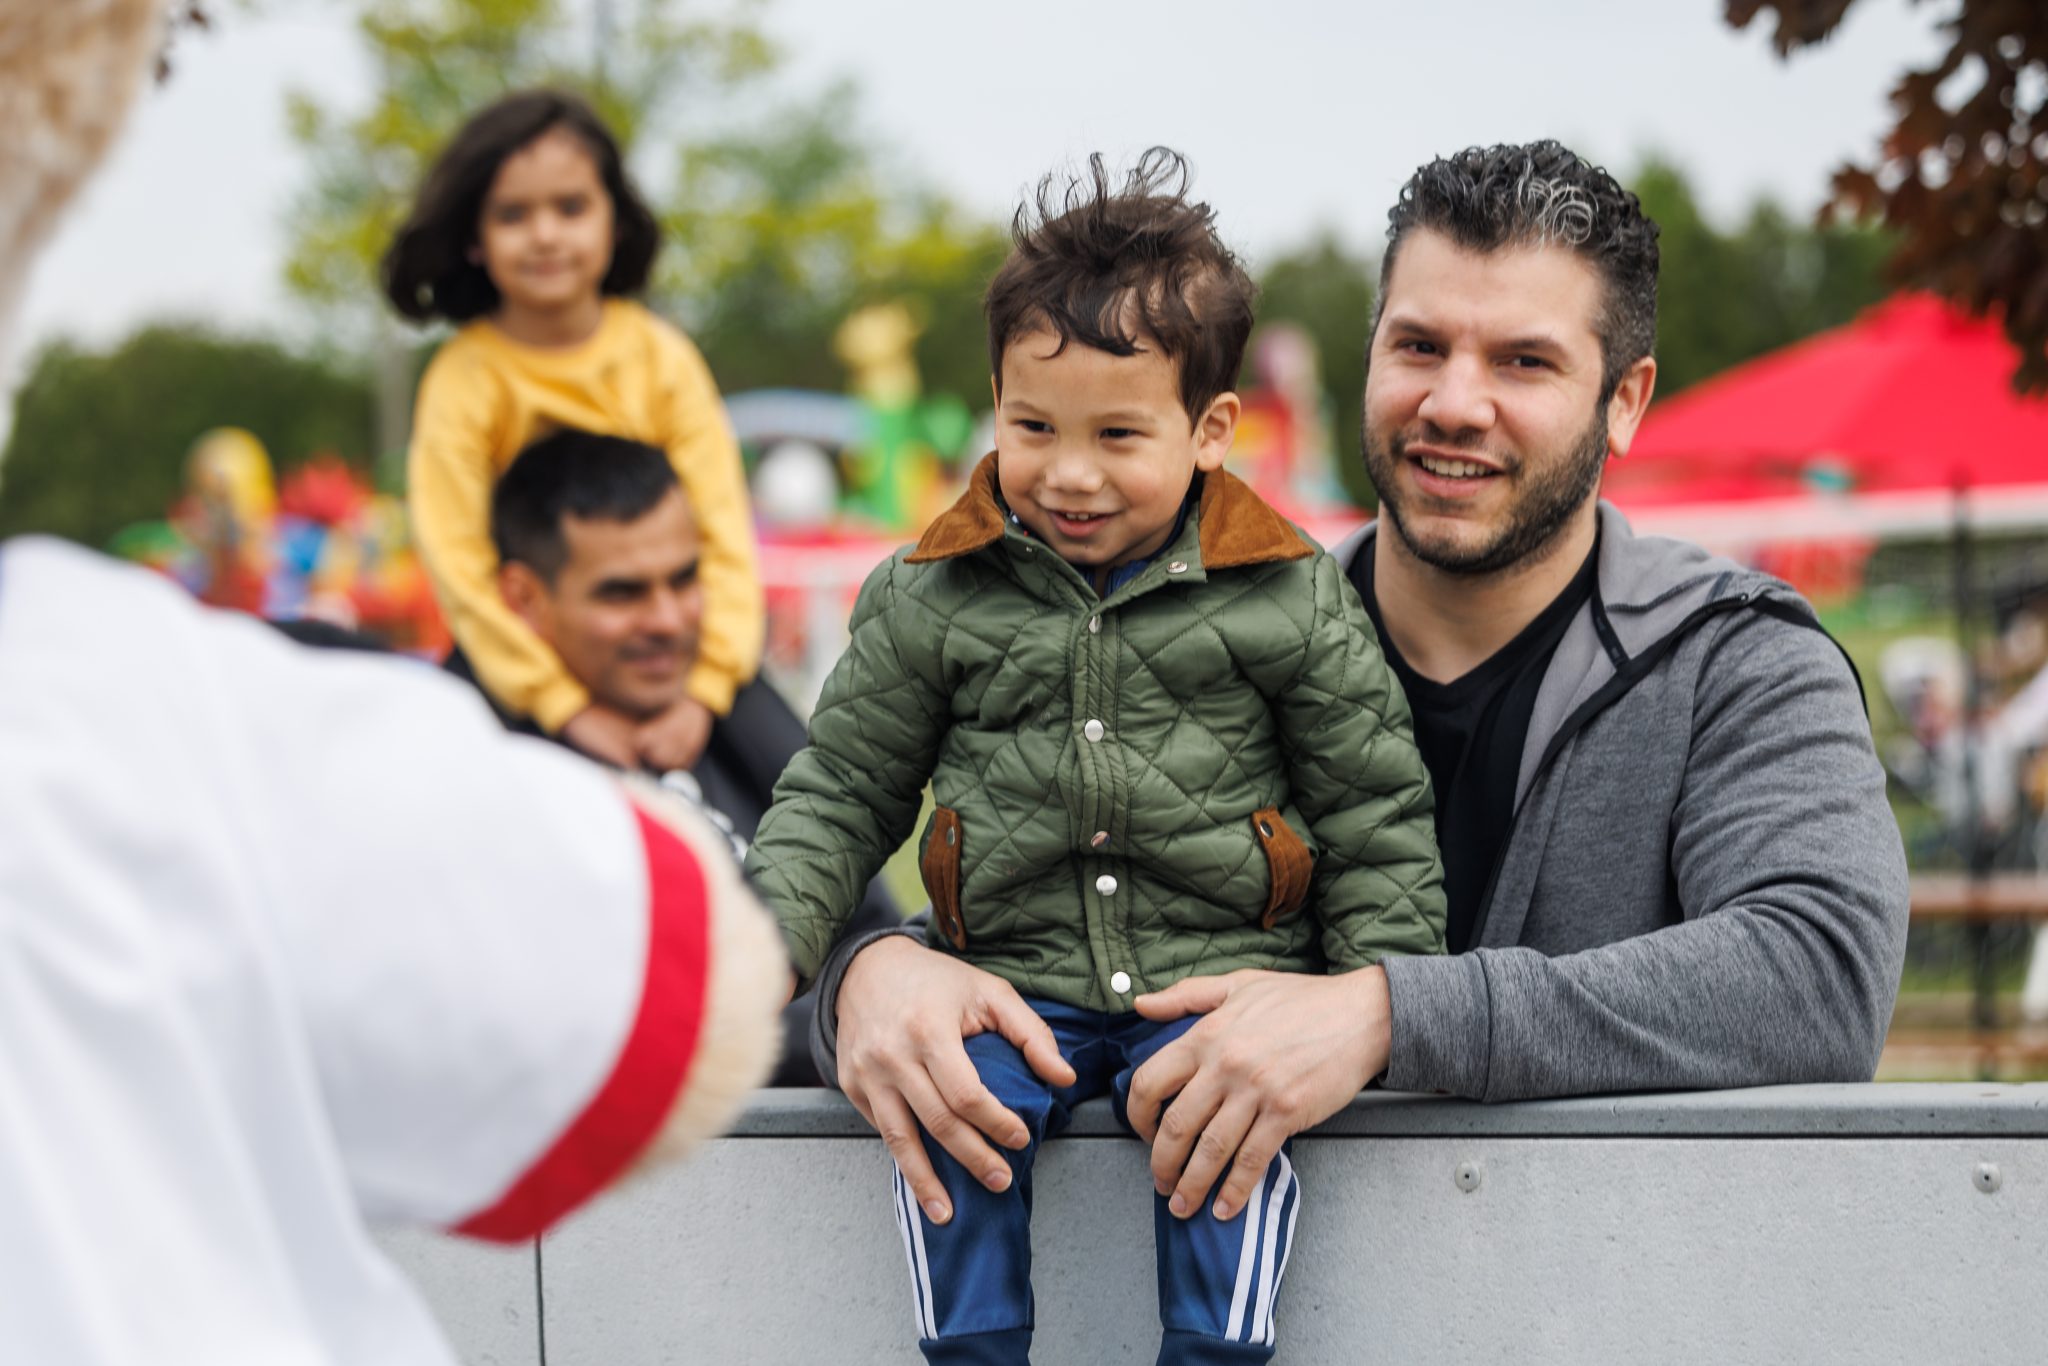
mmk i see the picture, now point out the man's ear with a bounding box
[1192,391,1241,472]
[498,560,554,640]
[1604,356,1658,459]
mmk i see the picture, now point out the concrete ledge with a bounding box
[382,1083,2048,1365]
[732,1081,2048,1138]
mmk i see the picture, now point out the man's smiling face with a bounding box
[1363,228,1636,577]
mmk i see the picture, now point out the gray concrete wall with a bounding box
[379,1084,2048,1364]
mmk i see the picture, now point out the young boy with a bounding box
[746,149,1445,1365]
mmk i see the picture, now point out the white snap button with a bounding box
[1088,615,1101,634]
[1095,874,1118,895]
[1083,719,1105,742]
[1090,831,1109,848]
[1167,561,1187,574]
[1110,970,1132,994]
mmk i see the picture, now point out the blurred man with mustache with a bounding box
[468,427,897,1083]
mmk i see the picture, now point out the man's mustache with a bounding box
[619,634,695,662]
[1390,423,1517,470]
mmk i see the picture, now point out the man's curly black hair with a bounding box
[1377,141,1660,401]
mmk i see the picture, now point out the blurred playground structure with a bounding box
[109,427,448,656]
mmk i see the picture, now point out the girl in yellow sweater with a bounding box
[385,89,762,771]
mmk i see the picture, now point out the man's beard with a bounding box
[1364,406,1608,577]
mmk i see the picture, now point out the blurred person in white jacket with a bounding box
[0,4,787,1363]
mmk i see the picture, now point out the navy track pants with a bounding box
[888,999,1298,1365]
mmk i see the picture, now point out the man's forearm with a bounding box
[1381,894,1904,1101]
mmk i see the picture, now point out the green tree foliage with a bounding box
[0,327,374,547]
[283,0,774,316]
[1252,233,1379,508]
[664,83,1008,402]
[284,0,1001,416]
[1634,157,1893,397]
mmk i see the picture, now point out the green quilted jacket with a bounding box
[747,456,1446,1012]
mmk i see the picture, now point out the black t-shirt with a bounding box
[1350,540,1599,953]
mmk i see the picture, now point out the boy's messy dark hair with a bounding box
[1377,141,1659,402]
[985,148,1255,423]
[382,89,662,325]
[492,428,679,584]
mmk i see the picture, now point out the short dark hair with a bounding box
[985,148,1255,423]
[383,89,662,324]
[1378,141,1659,401]
[491,428,680,582]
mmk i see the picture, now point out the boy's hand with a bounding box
[637,697,714,773]
[837,936,1076,1225]
[559,703,642,769]
[1129,966,1391,1223]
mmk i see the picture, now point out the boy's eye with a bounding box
[1014,419,1052,435]
[1100,427,1138,441]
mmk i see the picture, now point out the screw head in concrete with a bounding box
[1454,1161,1483,1193]
[1973,1163,2002,1194]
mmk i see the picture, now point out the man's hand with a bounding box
[837,937,1077,1225]
[1129,966,1392,1222]
[558,704,641,769]
[637,697,714,773]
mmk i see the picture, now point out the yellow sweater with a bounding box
[407,300,763,730]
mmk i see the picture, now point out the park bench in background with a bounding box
[1891,872,2048,1078]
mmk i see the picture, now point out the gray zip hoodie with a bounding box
[1347,505,1908,1100]
[810,504,1910,1102]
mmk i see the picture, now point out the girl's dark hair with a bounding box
[984,148,1255,423]
[382,89,662,324]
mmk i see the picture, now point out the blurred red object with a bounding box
[277,454,370,527]
[1610,294,2048,511]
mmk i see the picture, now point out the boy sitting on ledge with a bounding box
[746,149,1445,1365]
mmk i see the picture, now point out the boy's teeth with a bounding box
[1418,455,1492,479]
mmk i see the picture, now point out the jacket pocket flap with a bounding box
[921,807,967,949]
[1252,806,1313,931]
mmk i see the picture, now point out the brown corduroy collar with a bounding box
[904,452,1311,570]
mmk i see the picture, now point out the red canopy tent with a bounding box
[1605,293,2048,551]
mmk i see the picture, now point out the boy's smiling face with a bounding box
[994,326,1238,577]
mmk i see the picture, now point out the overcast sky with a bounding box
[12,0,1949,384]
